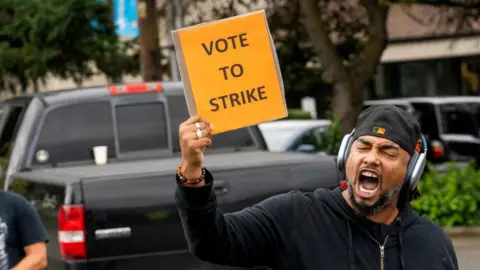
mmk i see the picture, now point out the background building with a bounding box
[376,4,480,99]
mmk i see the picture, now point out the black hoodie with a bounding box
[176,170,459,270]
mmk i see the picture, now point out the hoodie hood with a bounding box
[315,187,420,270]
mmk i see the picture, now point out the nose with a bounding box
[363,152,380,166]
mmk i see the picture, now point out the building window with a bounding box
[461,56,480,96]
[399,61,429,97]
[380,58,462,98]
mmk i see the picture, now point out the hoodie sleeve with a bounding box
[443,236,459,270]
[175,168,296,268]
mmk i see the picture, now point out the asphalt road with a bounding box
[451,236,480,270]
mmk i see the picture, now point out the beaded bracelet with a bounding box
[176,166,206,184]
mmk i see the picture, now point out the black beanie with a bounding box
[352,105,422,156]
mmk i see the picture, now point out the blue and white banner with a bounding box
[113,0,139,38]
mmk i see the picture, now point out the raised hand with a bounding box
[178,116,214,181]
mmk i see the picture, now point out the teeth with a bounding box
[361,171,378,178]
[360,186,375,194]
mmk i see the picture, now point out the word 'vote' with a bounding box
[202,33,249,56]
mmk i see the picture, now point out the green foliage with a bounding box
[412,161,480,227]
[0,0,139,93]
[286,109,312,120]
[315,109,342,155]
[266,0,330,100]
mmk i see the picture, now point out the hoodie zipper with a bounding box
[367,234,389,270]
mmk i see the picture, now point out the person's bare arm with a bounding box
[11,242,47,270]
[8,192,49,270]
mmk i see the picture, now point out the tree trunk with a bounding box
[332,80,364,134]
[138,0,162,81]
[298,0,388,134]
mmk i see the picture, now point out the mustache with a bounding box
[356,165,405,174]
[357,165,381,173]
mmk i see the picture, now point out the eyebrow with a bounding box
[357,138,400,151]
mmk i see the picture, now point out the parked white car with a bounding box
[259,119,331,152]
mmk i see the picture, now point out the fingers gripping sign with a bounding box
[179,116,214,182]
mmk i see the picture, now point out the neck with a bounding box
[342,190,399,225]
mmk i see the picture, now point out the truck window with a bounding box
[115,102,168,153]
[32,102,115,166]
[462,103,480,130]
[166,94,255,151]
[212,128,255,149]
[439,104,479,136]
[410,103,440,139]
[0,106,25,160]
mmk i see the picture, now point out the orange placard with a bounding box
[172,10,288,134]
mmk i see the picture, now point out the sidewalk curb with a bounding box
[443,227,480,237]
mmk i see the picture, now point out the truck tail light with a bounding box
[58,204,86,259]
[109,83,163,95]
[431,140,444,160]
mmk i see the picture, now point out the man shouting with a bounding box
[174,105,458,270]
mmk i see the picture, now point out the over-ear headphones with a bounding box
[336,129,427,192]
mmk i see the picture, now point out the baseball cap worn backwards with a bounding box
[352,105,422,156]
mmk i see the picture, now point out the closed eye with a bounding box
[384,152,398,159]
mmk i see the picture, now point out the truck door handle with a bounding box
[213,181,228,195]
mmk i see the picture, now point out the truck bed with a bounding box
[14,150,339,269]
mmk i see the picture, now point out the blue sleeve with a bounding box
[11,192,49,247]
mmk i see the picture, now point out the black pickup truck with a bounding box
[0,82,339,270]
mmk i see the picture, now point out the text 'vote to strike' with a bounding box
[201,33,268,112]
[172,10,287,134]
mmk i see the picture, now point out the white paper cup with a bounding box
[93,146,108,165]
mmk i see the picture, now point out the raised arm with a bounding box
[175,116,295,268]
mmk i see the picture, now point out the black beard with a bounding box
[347,181,401,216]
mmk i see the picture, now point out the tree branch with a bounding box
[401,5,434,26]
[298,0,350,84]
[350,0,388,86]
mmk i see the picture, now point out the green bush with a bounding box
[287,109,312,120]
[412,161,480,227]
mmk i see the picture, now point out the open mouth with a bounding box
[355,169,381,199]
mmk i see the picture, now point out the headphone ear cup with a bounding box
[404,152,418,189]
[337,134,351,173]
[408,152,427,191]
[405,135,428,191]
